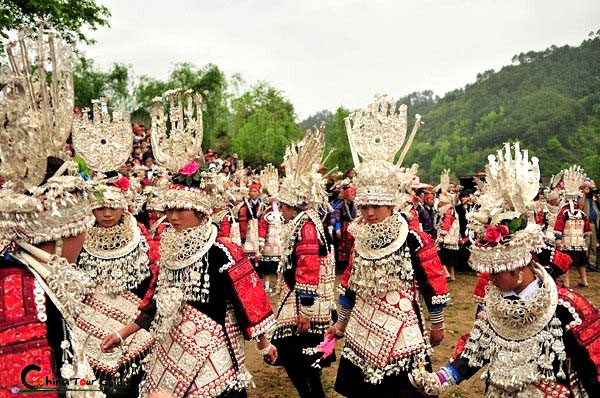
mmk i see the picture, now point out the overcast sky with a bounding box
[83,0,600,119]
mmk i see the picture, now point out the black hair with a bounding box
[41,157,65,185]
[458,189,473,199]
[142,151,154,163]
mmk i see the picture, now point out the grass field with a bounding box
[244,271,600,398]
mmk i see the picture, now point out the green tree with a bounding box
[0,0,111,50]
[322,107,352,172]
[134,63,229,149]
[73,55,131,109]
[229,82,301,165]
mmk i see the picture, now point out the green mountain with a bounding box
[307,30,600,183]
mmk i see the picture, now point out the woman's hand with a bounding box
[257,335,278,364]
[297,313,310,334]
[100,333,122,353]
[429,324,444,347]
[326,321,346,339]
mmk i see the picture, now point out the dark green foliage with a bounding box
[229,82,302,165]
[402,31,600,181]
[0,0,111,51]
[302,30,600,182]
[73,55,131,109]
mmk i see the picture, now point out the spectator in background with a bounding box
[456,189,474,270]
[580,179,600,271]
[140,141,150,155]
[417,192,436,238]
[142,152,155,169]
[131,145,143,163]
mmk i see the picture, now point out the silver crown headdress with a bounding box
[0,25,94,243]
[468,143,544,273]
[345,93,422,206]
[561,165,586,199]
[72,98,134,210]
[150,89,203,172]
[438,169,457,212]
[278,124,329,208]
[150,89,213,214]
[260,164,280,198]
[73,98,132,172]
[0,25,74,191]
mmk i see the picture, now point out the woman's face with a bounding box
[93,207,124,228]
[490,269,521,292]
[359,205,393,224]
[280,203,297,222]
[37,232,86,264]
[166,208,205,231]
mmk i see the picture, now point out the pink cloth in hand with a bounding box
[315,334,336,357]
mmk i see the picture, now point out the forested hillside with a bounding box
[308,30,600,181]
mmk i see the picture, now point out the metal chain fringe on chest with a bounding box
[462,266,567,396]
[80,213,150,295]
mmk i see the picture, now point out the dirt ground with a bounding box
[244,271,600,398]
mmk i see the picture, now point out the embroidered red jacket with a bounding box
[237,199,265,239]
[280,219,321,299]
[440,207,456,232]
[554,205,591,235]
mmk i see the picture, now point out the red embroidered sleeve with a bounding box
[408,207,421,230]
[217,238,275,339]
[440,208,455,232]
[138,263,160,310]
[258,212,268,241]
[137,222,153,242]
[412,228,450,306]
[583,216,591,233]
[155,223,168,241]
[452,333,471,361]
[473,273,490,303]
[551,249,572,275]
[558,286,600,383]
[535,210,546,226]
[294,220,320,294]
[238,206,249,239]
[553,206,568,234]
[218,215,231,239]
[340,244,354,292]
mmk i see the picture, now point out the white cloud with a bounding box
[83,0,600,118]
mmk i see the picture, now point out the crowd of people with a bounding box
[1,26,600,398]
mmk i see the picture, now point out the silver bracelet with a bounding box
[115,330,125,344]
[256,342,273,356]
[299,305,314,318]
